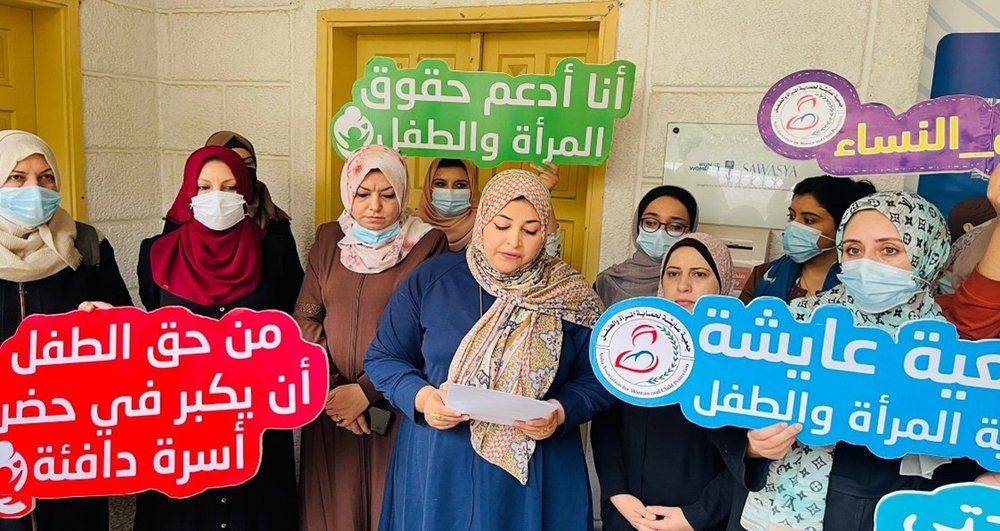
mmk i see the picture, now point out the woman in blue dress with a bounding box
[365,169,613,531]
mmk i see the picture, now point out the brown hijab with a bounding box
[414,158,479,251]
[205,130,291,230]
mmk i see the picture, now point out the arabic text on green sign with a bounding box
[330,56,636,167]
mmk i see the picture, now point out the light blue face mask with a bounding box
[782,221,834,263]
[635,229,679,261]
[0,186,62,228]
[351,221,401,246]
[431,188,472,217]
[837,258,920,313]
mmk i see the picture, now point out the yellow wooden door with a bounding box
[0,6,36,131]
[356,33,476,208]
[480,30,600,275]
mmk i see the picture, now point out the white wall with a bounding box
[79,0,932,283]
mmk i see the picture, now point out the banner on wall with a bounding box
[328,56,636,167]
[590,296,1000,471]
[664,122,822,229]
[757,69,1000,178]
[0,307,328,518]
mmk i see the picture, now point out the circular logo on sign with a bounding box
[591,301,694,404]
[770,82,847,148]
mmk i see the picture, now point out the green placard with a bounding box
[330,56,636,167]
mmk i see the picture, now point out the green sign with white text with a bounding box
[330,56,636,167]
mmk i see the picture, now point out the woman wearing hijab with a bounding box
[364,169,613,531]
[294,145,448,531]
[133,146,300,531]
[594,186,698,306]
[0,130,132,531]
[414,158,479,252]
[593,233,742,531]
[738,192,980,531]
[739,176,875,304]
[204,130,292,231]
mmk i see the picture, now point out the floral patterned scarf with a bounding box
[337,145,433,274]
[447,169,604,484]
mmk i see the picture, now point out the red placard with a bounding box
[0,306,328,518]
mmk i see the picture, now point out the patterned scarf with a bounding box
[743,192,950,531]
[447,169,604,484]
[337,145,433,274]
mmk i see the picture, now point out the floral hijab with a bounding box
[446,169,603,484]
[337,145,433,274]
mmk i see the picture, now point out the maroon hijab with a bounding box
[151,146,263,307]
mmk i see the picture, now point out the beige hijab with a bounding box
[0,130,81,282]
[414,158,479,251]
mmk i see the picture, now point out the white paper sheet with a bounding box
[445,383,557,426]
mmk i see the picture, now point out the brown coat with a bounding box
[294,222,448,531]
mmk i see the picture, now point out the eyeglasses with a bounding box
[639,218,688,237]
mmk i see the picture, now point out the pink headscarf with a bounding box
[337,145,433,274]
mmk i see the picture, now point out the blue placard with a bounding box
[875,483,1000,530]
[589,295,1000,470]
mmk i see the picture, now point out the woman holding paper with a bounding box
[133,145,300,531]
[594,185,698,306]
[0,130,132,531]
[738,192,980,531]
[364,169,613,531]
[593,232,746,531]
[293,145,447,531]
[739,176,875,303]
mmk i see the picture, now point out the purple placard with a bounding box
[757,70,1000,177]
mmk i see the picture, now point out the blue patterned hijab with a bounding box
[743,192,950,531]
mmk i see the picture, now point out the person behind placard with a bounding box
[734,192,982,531]
[127,146,301,531]
[364,169,613,531]
[594,186,698,306]
[0,130,132,531]
[594,232,754,531]
[293,145,448,531]
[739,176,875,304]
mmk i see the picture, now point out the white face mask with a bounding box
[190,191,247,231]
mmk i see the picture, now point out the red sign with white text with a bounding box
[0,306,328,518]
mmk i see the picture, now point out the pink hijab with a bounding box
[337,145,433,274]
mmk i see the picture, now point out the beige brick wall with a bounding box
[79,0,932,285]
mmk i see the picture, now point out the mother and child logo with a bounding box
[591,298,695,405]
[0,441,28,515]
